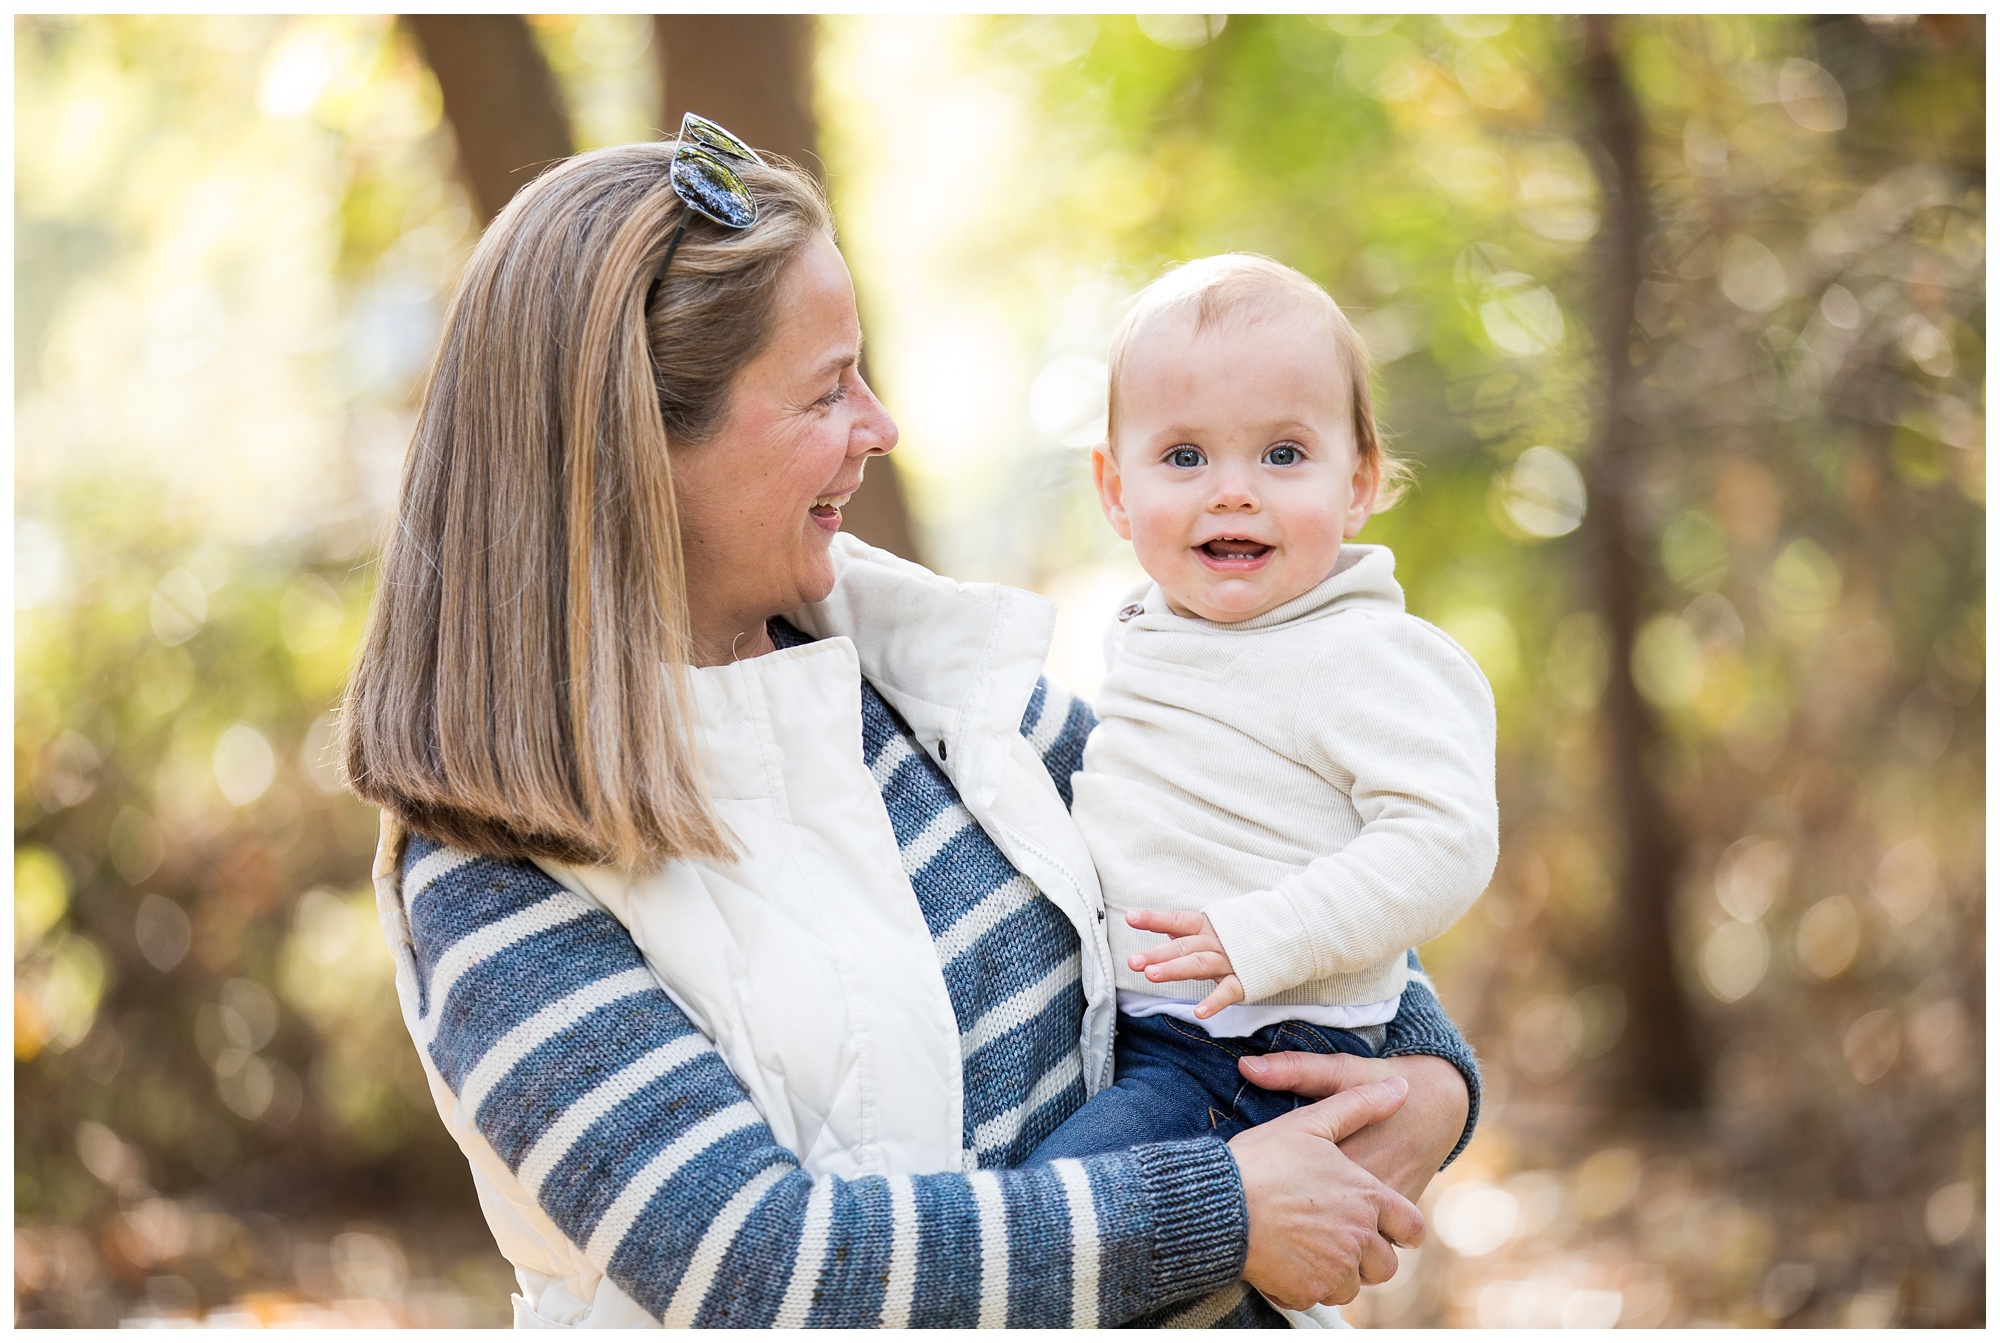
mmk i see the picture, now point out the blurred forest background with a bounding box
[14,13,1984,1328]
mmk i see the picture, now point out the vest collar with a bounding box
[784,535,1056,810]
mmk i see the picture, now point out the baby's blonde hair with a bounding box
[1105,253,1409,507]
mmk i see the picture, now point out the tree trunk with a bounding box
[654,14,923,564]
[1577,15,1707,1111]
[655,15,818,170]
[403,16,573,223]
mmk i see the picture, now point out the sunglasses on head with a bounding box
[652,112,762,297]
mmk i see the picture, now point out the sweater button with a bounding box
[1117,603,1145,622]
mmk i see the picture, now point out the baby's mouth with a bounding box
[1198,538,1273,563]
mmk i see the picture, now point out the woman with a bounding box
[343,133,1478,1328]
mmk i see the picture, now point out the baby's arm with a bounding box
[1192,620,1498,1005]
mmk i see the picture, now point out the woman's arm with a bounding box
[1377,947,1481,1167]
[1227,1078,1425,1309]
[1243,1051,1468,1209]
[1240,949,1481,1205]
[403,839,1245,1327]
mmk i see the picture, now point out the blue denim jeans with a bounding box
[1028,1012,1382,1163]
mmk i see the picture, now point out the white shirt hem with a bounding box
[1117,990,1399,1038]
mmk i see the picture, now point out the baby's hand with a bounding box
[1124,910,1245,1019]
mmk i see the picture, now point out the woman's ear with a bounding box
[1345,453,1381,539]
[1092,442,1133,540]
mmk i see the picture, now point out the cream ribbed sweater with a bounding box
[1074,544,1499,1009]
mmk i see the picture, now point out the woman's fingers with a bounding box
[1376,1186,1425,1249]
[1333,1055,1471,1206]
[1356,1233,1401,1287]
[1239,1049,1378,1097]
[1246,1054,1471,1207]
[1232,1110,1412,1314]
[1286,1076,1409,1145]
[1322,1265,1363,1307]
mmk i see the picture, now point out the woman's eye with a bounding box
[817,382,849,409]
[1265,444,1303,466]
[1167,447,1205,469]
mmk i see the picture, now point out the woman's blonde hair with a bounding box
[1106,253,1411,507]
[342,142,832,868]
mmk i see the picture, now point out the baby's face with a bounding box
[1094,310,1377,623]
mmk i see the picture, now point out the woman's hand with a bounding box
[1227,1077,1425,1310]
[1241,1051,1469,1204]
[1123,909,1244,1018]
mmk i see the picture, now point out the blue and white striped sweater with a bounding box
[397,659,1478,1326]
[836,624,1092,1169]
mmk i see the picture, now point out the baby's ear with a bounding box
[1345,454,1381,537]
[1092,442,1133,540]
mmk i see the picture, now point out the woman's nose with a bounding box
[851,376,899,457]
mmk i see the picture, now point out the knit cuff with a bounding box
[1131,1137,1248,1305]
[1380,955,1481,1167]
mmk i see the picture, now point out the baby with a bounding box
[1030,254,1498,1162]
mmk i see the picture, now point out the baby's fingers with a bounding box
[1141,950,1236,985]
[1127,933,1219,969]
[1193,976,1245,1019]
[1124,908,1210,937]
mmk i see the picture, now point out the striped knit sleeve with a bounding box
[1381,948,1482,1167]
[1018,676,1096,810]
[398,838,1246,1326]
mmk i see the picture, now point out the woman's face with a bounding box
[672,232,898,663]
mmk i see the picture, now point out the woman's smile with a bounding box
[809,488,855,532]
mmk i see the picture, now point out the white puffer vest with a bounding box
[372,536,1118,1327]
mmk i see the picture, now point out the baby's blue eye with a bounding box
[1167,446,1205,469]
[1264,443,1303,466]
